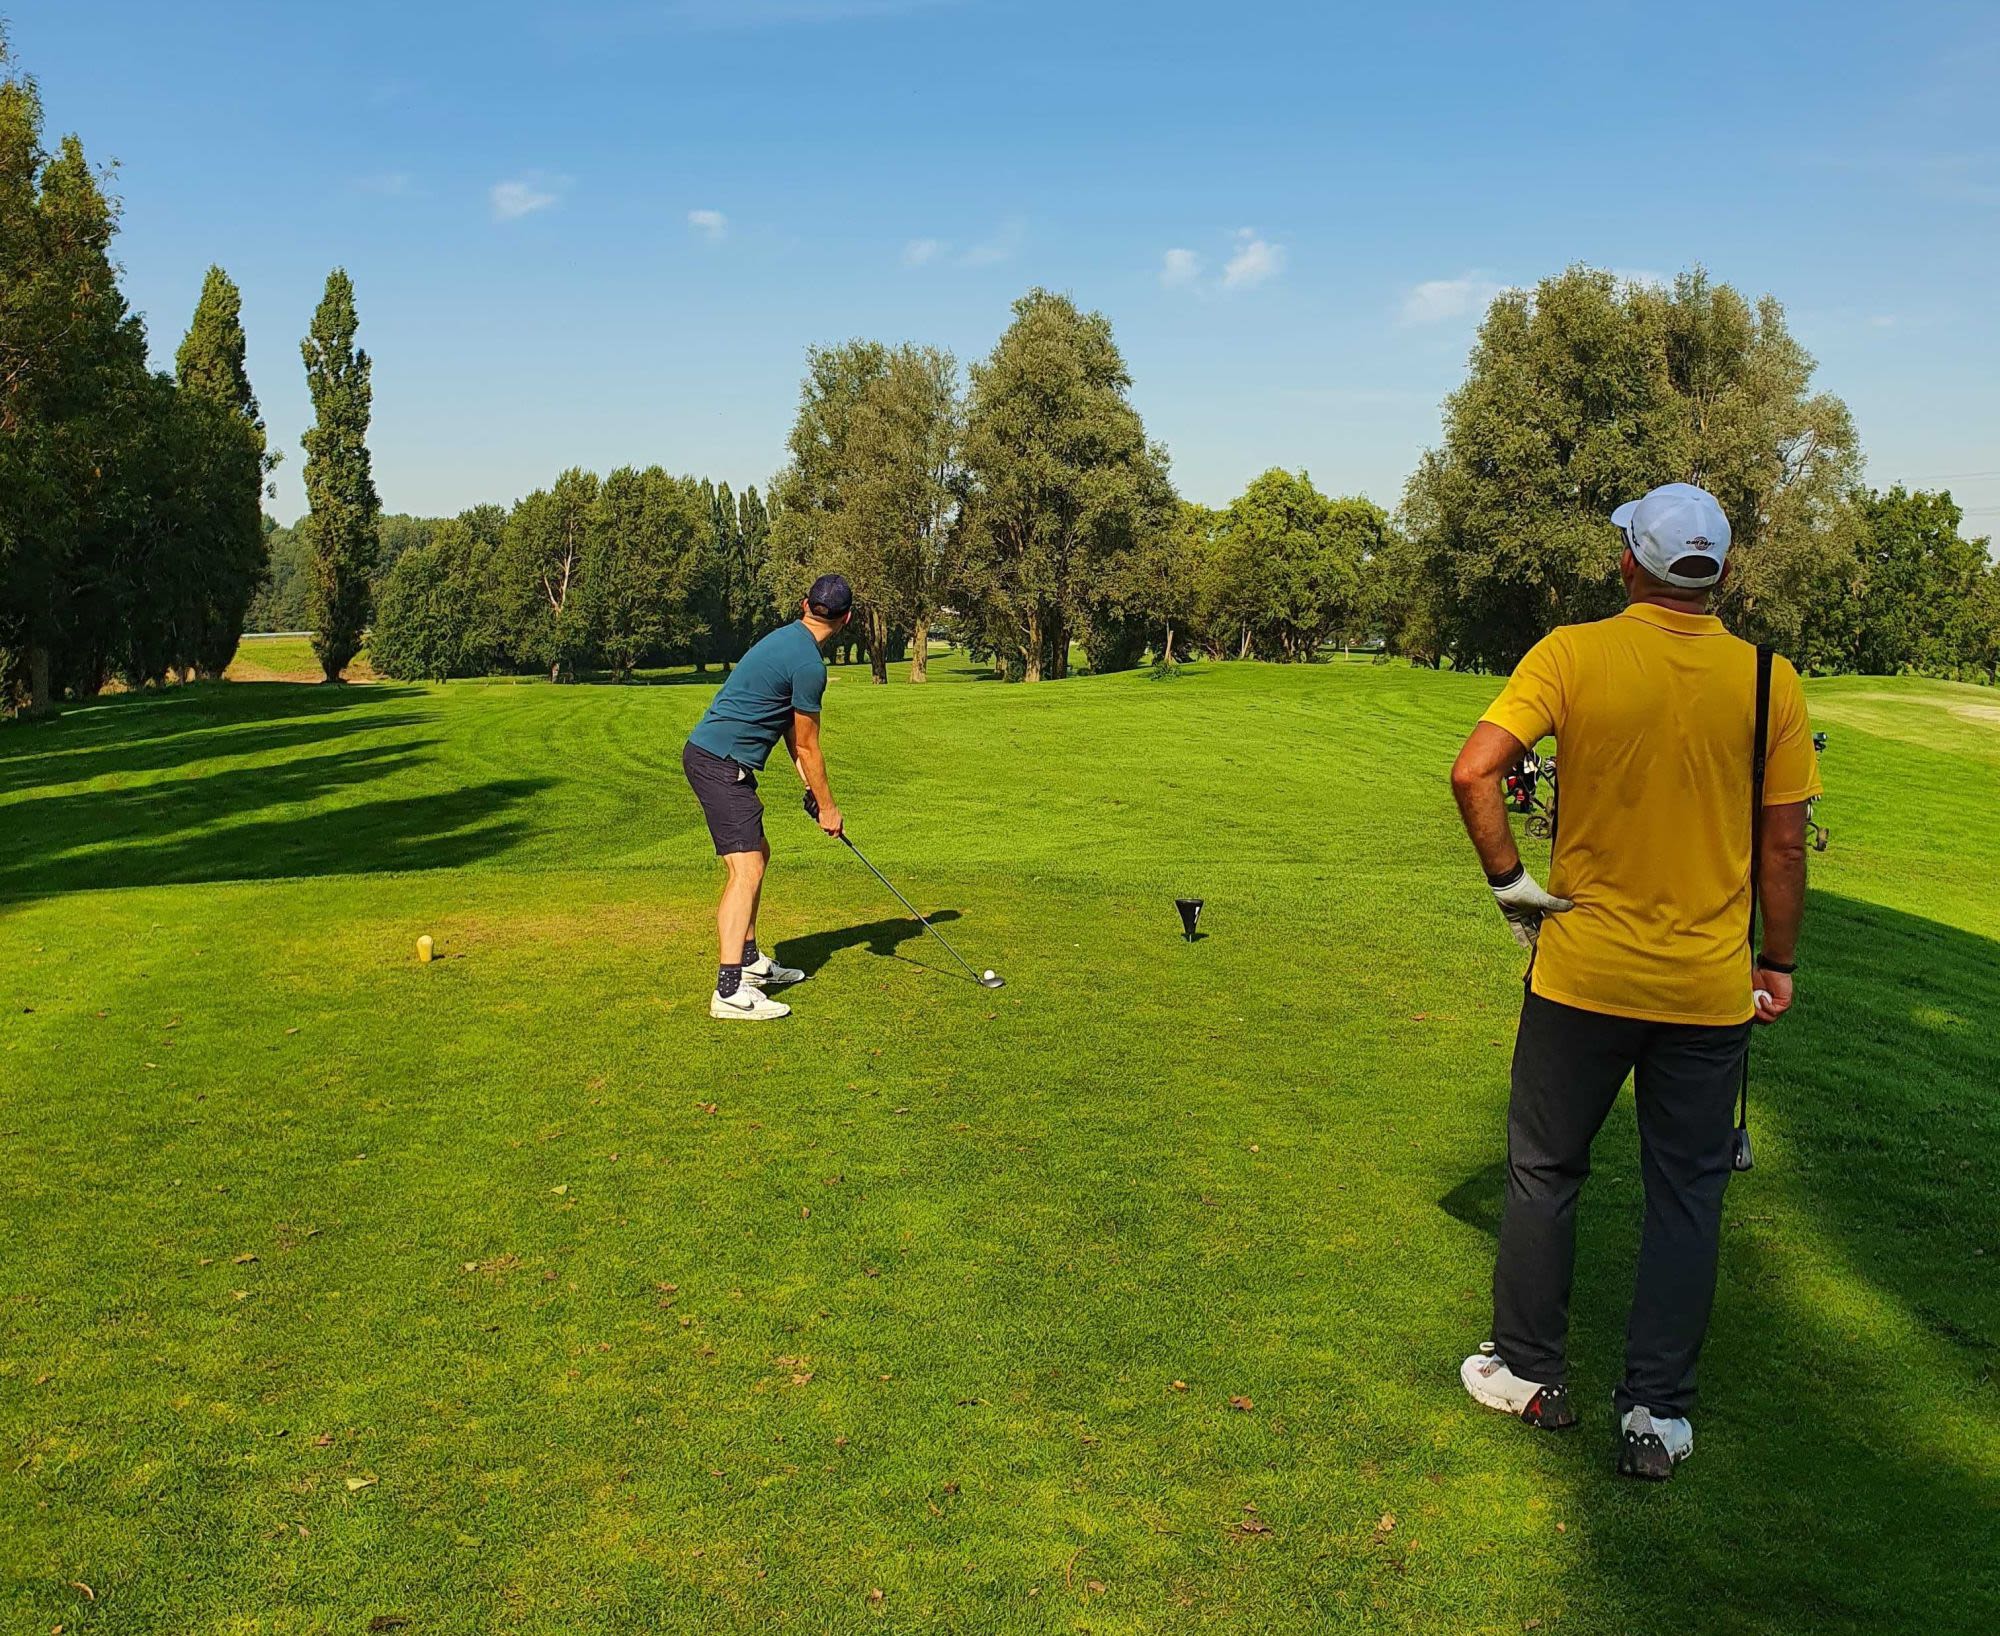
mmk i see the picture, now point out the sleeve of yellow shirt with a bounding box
[1763,656,1824,805]
[1480,632,1567,748]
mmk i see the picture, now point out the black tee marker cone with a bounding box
[1176,898,1204,941]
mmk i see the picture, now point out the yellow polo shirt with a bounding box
[1481,604,1822,1026]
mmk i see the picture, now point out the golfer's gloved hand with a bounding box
[1488,862,1573,950]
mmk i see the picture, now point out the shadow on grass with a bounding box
[777,911,964,980]
[0,683,544,902]
[0,683,430,792]
[1438,890,2000,1630]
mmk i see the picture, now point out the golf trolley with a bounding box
[1806,732,1830,852]
[1503,749,1558,842]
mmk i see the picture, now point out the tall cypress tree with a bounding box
[737,484,774,643]
[176,266,270,678]
[299,269,378,682]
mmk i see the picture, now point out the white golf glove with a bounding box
[1488,863,1573,950]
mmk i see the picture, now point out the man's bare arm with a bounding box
[1753,801,1809,1023]
[1451,721,1530,877]
[1451,720,1571,949]
[785,711,842,835]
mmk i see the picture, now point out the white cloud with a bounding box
[899,220,1024,270]
[687,208,728,240]
[1399,273,1506,325]
[490,173,565,222]
[957,220,1024,267]
[1160,247,1203,288]
[1221,229,1284,289]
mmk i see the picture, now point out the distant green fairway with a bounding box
[3,655,1995,1634]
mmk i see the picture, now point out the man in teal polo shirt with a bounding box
[682,574,852,1020]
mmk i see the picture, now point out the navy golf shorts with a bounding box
[683,740,765,855]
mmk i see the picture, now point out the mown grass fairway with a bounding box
[3,657,1996,1634]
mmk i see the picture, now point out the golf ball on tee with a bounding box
[983,969,996,982]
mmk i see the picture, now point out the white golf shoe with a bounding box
[709,985,791,1021]
[740,952,804,989]
[1617,1406,1693,1480]
[1460,1343,1576,1429]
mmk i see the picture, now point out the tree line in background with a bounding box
[4,24,1996,716]
[0,36,269,715]
[355,275,1998,688]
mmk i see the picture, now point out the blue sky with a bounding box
[12,1,2000,533]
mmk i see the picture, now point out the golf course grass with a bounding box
[2,653,1995,1634]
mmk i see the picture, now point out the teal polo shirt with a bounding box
[686,622,829,769]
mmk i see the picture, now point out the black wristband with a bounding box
[1486,862,1525,889]
[1755,953,1797,974]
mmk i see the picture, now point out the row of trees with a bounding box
[366,473,773,682]
[0,36,269,713]
[360,272,1998,689]
[1392,266,1998,678]
[760,292,1401,683]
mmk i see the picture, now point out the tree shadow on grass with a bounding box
[1434,890,2000,1631]
[776,911,964,980]
[0,686,545,905]
[0,683,430,795]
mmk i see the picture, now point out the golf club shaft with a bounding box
[839,834,987,985]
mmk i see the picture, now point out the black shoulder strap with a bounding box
[1738,645,1773,1151]
[1749,646,1772,951]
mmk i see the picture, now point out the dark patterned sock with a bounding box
[716,963,744,999]
[741,937,760,966]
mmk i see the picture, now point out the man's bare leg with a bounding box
[742,839,770,956]
[718,848,765,964]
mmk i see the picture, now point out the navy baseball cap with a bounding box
[1611,483,1732,589]
[806,573,853,617]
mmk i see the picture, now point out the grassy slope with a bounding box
[1,656,1994,1634]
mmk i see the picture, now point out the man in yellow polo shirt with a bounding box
[1448,482,1821,1481]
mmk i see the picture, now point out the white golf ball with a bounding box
[983,969,996,981]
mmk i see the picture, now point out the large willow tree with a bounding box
[1399,267,1858,672]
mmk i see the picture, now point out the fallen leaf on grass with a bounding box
[345,1476,377,1492]
[1228,1395,1253,1412]
[1086,1579,1107,1594]
[867,1588,884,1604]
[314,1432,333,1447]
[232,1252,257,1265]
[69,1583,93,1601]
[1377,1513,1396,1534]
[1234,1517,1273,1536]
[367,1619,409,1632]
[550,1184,568,1196]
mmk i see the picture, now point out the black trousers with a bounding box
[1492,990,1752,1418]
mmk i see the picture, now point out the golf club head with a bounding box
[978,973,1005,989]
[1731,1126,1754,1173]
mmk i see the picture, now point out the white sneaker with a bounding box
[1617,1406,1693,1480]
[1460,1344,1576,1428]
[740,953,804,989]
[709,985,790,1021]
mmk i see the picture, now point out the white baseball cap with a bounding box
[1610,483,1732,589]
